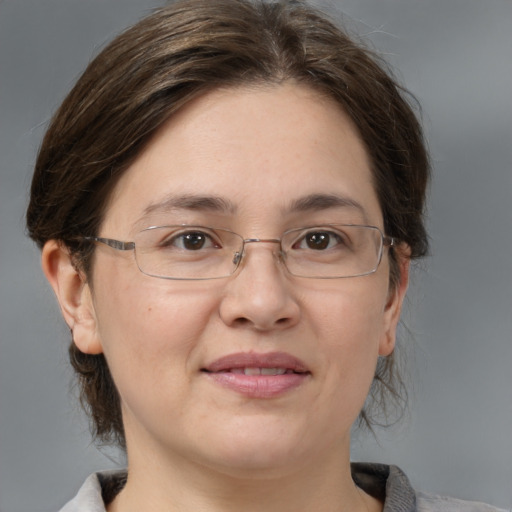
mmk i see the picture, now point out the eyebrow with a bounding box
[138,192,366,223]
[286,193,367,216]
[140,193,237,220]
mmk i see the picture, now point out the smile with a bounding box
[202,352,311,398]
[229,367,294,375]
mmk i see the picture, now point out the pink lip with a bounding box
[202,352,311,398]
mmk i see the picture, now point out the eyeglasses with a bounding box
[84,224,395,280]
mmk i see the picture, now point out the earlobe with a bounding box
[41,240,103,355]
[379,249,410,357]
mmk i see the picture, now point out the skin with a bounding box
[43,83,409,512]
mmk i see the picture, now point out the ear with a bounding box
[41,240,103,355]
[379,247,410,357]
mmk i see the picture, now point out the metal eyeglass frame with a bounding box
[83,224,396,280]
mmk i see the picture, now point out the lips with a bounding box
[202,352,310,398]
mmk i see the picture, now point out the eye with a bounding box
[294,230,346,251]
[161,230,221,251]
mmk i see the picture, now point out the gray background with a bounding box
[1,0,511,510]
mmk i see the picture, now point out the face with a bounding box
[74,84,407,476]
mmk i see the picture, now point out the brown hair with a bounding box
[27,0,429,447]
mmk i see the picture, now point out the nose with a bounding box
[219,241,300,331]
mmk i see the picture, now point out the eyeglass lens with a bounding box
[131,225,385,280]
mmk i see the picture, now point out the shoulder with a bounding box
[416,491,510,512]
[351,462,508,512]
[58,470,127,512]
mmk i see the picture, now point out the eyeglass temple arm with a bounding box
[83,236,135,251]
[383,236,395,247]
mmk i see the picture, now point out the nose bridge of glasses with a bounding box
[232,238,282,267]
[244,238,281,245]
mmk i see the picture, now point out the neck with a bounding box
[108,437,381,512]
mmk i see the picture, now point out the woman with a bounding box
[25,1,504,511]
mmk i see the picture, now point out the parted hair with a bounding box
[27,0,430,447]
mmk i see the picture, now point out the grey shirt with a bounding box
[59,463,508,512]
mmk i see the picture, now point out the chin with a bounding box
[195,418,315,476]
[207,448,302,479]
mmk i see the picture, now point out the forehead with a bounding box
[103,83,381,234]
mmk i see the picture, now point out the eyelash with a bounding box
[160,230,221,251]
[157,228,351,253]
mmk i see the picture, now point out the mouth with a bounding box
[202,351,310,374]
[221,367,299,375]
[201,352,311,398]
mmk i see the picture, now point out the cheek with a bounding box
[92,266,219,387]
[306,277,388,349]
[303,278,389,396]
